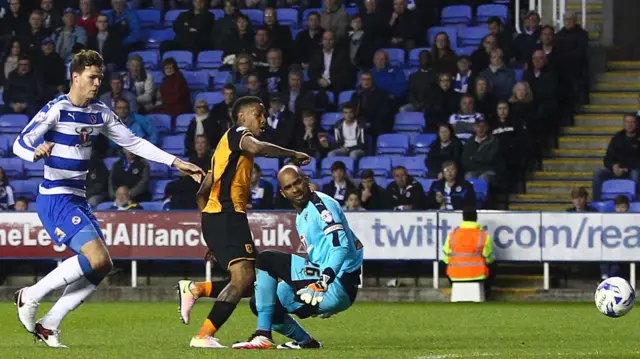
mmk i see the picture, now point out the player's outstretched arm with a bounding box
[196,171,213,210]
[240,135,311,166]
[13,108,60,162]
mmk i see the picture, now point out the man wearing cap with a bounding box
[52,8,87,61]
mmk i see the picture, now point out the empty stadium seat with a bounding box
[415,178,434,192]
[409,47,429,67]
[211,70,229,90]
[629,202,640,213]
[0,114,29,133]
[182,70,209,90]
[27,201,37,211]
[459,26,491,47]
[12,179,40,200]
[321,157,355,177]
[130,50,159,70]
[175,114,194,133]
[377,134,410,155]
[441,5,472,25]
[514,68,524,81]
[196,50,224,69]
[96,202,113,211]
[149,162,169,178]
[0,157,22,177]
[0,136,7,157]
[601,179,636,200]
[427,26,458,49]
[338,90,355,105]
[147,113,172,133]
[146,29,175,48]
[476,4,508,24]
[163,9,186,27]
[320,112,342,131]
[24,161,44,177]
[104,157,118,170]
[358,156,392,177]
[470,179,488,202]
[195,92,224,108]
[314,90,335,105]
[241,9,264,26]
[139,201,164,211]
[136,9,162,28]
[374,176,393,188]
[413,134,437,154]
[591,201,615,213]
[393,112,424,132]
[391,156,427,177]
[150,179,172,200]
[160,134,185,156]
[277,8,299,28]
[254,157,279,177]
[456,46,477,56]
[163,50,193,69]
[301,157,318,178]
[381,48,405,67]
[209,9,224,19]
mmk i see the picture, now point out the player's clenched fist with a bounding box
[296,279,327,306]
[292,152,312,166]
[34,142,54,161]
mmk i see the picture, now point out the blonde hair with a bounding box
[509,81,533,103]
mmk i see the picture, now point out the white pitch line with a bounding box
[415,351,628,359]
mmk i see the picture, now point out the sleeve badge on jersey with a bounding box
[320,209,333,223]
[236,126,248,132]
[245,244,254,254]
[90,114,97,124]
[72,216,82,226]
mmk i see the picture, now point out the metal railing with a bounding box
[516,0,587,33]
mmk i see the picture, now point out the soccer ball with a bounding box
[594,277,635,318]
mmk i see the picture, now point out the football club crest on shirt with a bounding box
[72,216,81,225]
[54,227,66,240]
[90,114,97,124]
[75,127,94,147]
[245,244,253,254]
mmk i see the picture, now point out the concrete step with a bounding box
[574,114,621,126]
[581,104,635,113]
[588,32,600,41]
[526,180,590,195]
[493,274,544,288]
[558,136,609,149]
[542,159,601,172]
[596,72,640,83]
[608,61,640,71]
[560,126,618,135]
[532,171,593,180]
[590,92,637,105]
[566,3,602,11]
[593,82,640,92]
[510,193,570,204]
[551,148,604,158]
[509,203,569,211]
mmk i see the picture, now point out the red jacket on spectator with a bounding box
[77,15,97,35]
[156,72,191,119]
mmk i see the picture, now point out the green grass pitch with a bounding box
[1,301,638,358]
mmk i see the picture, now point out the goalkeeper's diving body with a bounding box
[232,165,364,350]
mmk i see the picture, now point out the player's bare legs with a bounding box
[178,279,255,325]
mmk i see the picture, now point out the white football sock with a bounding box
[26,256,86,302]
[39,277,97,330]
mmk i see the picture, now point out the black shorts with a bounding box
[201,211,257,271]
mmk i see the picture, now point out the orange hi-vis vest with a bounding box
[446,228,490,281]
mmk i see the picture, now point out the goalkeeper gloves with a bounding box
[296,275,329,306]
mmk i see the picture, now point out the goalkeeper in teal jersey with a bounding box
[232,165,364,350]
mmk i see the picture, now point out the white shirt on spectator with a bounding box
[342,121,358,148]
[323,50,333,81]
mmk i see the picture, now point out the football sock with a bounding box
[27,255,91,302]
[190,280,254,298]
[196,301,236,338]
[255,269,278,331]
[39,277,96,330]
[273,314,311,343]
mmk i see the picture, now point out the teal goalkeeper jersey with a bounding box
[296,191,364,279]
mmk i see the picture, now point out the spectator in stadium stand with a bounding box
[492,101,528,188]
[425,161,475,210]
[106,0,144,56]
[344,191,365,211]
[387,0,418,52]
[122,54,157,113]
[18,10,48,59]
[87,13,123,72]
[3,39,21,84]
[426,123,463,178]
[160,0,215,55]
[424,73,458,129]
[555,12,590,106]
[327,102,366,160]
[431,32,458,77]
[1,55,43,117]
[14,197,29,211]
[387,166,425,211]
[36,37,66,99]
[263,8,292,63]
[245,73,269,102]
[221,14,254,57]
[479,48,516,101]
[453,56,475,94]
[107,98,159,153]
[462,119,502,187]
[248,163,275,209]
[153,58,191,118]
[250,28,271,68]
[351,71,392,138]
[210,83,235,134]
[320,0,349,40]
[524,50,559,137]
[566,187,596,212]
[99,73,138,112]
[358,169,390,210]
[39,0,61,32]
[614,194,630,213]
[109,148,152,202]
[361,0,388,48]
[348,14,376,72]
[533,26,559,72]
[449,94,485,140]
[109,186,144,211]
[292,110,329,162]
[213,0,241,49]
[224,53,254,96]
[259,94,295,148]
[592,114,640,201]
[280,69,316,124]
[0,167,15,211]
[76,0,98,35]
[371,50,408,100]
[260,49,287,94]
[487,16,511,62]
[293,11,323,67]
[308,30,353,93]
[511,10,541,66]
[470,34,497,74]
[189,134,212,172]
[400,50,436,113]
[162,134,211,210]
[471,77,497,121]
[86,155,110,208]
[0,1,29,44]
[185,99,221,157]
[321,161,357,206]
[52,8,87,61]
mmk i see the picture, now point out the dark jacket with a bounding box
[109,157,151,202]
[566,205,597,212]
[86,157,110,199]
[3,69,42,106]
[426,137,464,177]
[250,179,274,209]
[321,180,357,206]
[462,135,503,173]
[332,119,366,150]
[386,177,425,210]
[293,28,324,65]
[109,202,144,211]
[425,178,476,210]
[358,183,390,210]
[349,31,377,71]
[603,130,640,171]
[308,48,353,93]
[351,85,392,136]
[185,115,221,157]
[479,66,516,101]
[87,31,123,67]
[173,9,215,48]
[407,68,438,111]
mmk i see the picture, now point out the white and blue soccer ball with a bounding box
[595,277,635,318]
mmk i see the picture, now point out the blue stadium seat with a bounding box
[602,179,636,200]
[0,135,7,157]
[415,178,434,193]
[404,68,418,78]
[163,9,186,27]
[0,114,29,133]
[96,202,113,211]
[136,9,162,28]
[211,70,229,90]
[456,46,477,57]
[380,48,405,67]
[291,28,303,39]
[146,29,175,48]
[254,157,279,177]
[139,201,164,211]
[459,26,491,47]
[441,5,472,25]
[321,157,355,177]
[209,9,224,19]
[629,202,640,213]
[514,68,524,81]
[391,156,427,177]
[196,50,224,69]
[393,112,424,132]
[12,179,40,200]
[427,26,458,49]
[358,156,392,177]
[302,8,323,25]
[149,162,170,178]
[27,201,37,211]
[150,70,163,87]
[345,7,359,17]
[338,90,355,105]
[163,50,193,69]
[241,9,264,26]
[195,92,224,108]
[0,158,22,177]
[413,134,437,154]
[314,90,335,105]
[277,8,299,28]
[147,113,172,133]
[104,157,118,170]
[150,179,172,200]
[470,179,488,202]
[591,201,615,213]
[130,50,159,70]
[409,47,430,67]
[175,114,194,133]
[182,70,209,90]
[169,157,188,178]
[24,161,44,177]
[476,4,508,24]
[160,134,186,156]
[300,157,318,178]
[374,176,393,188]
[377,134,410,155]
[320,112,342,131]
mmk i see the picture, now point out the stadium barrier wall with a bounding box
[0,211,638,289]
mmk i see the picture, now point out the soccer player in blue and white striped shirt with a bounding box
[12,50,205,348]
